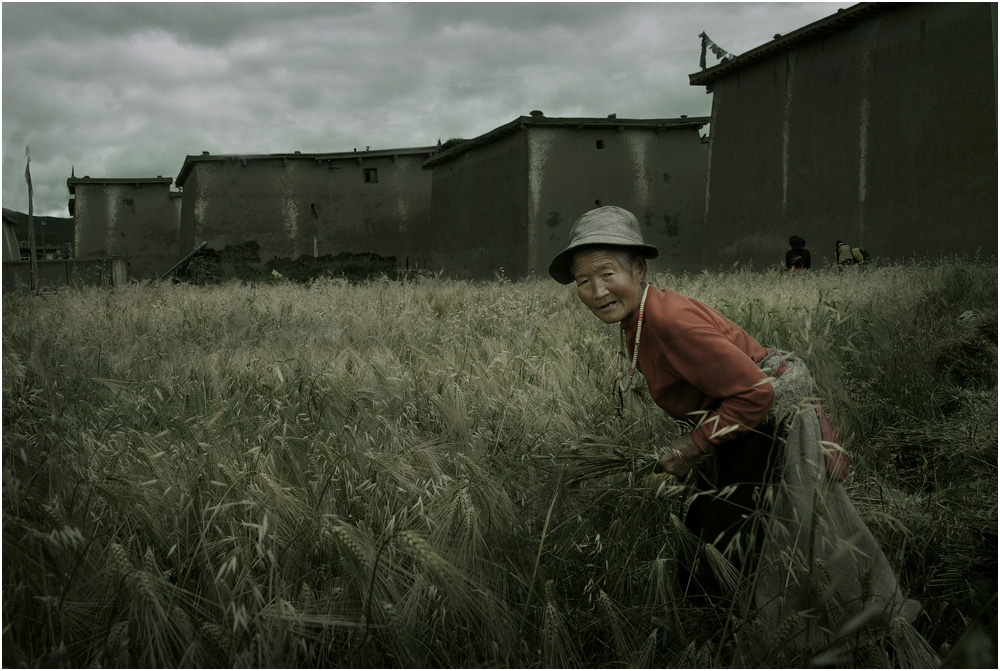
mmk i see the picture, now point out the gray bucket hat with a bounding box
[548,206,659,284]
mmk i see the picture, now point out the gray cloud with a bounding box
[3,2,841,216]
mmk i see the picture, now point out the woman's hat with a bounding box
[547,206,659,284]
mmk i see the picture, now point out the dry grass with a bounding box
[3,259,996,667]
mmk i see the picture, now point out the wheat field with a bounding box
[2,260,996,668]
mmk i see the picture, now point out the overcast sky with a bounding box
[3,1,843,217]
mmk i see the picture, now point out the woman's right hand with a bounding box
[653,434,706,478]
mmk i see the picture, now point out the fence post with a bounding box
[25,147,39,295]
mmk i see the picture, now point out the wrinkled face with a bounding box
[572,248,647,324]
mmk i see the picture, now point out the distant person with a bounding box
[785,235,811,271]
[835,240,854,266]
[835,240,871,267]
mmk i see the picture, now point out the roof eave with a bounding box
[175,146,438,186]
[689,2,903,87]
[67,177,173,192]
[422,116,710,169]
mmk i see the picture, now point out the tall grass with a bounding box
[3,260,996,667]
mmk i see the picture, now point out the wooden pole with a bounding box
[25,146,39,295]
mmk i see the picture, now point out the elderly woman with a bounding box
[549,206,921,652]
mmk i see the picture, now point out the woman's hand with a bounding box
[653,434,706,478]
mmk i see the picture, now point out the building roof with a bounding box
[67,176,173,194]
[422,114,711,169]
[689,2,904,87]
[175,146,438,187]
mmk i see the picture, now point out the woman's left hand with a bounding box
[653,434,705,478]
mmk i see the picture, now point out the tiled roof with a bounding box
[422,115,710,168]
[689,2,903,87]
[175,146,438,186]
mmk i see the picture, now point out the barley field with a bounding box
[2,260,996,668]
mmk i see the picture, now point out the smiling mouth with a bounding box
[598,301,619,311]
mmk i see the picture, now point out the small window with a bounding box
[596,140,605,149]
[364,168,378,184]
[123,198,135,212]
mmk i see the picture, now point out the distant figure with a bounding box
[835,240,854,265]
[785,235,811,271]
[835,240,871,267]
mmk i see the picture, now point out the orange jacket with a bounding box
[622,286,774,452]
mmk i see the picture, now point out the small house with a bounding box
[421,113,710,279]
[67,176,181,278]
[174,147,436,268]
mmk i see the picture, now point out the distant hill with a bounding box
[2,208,74,247]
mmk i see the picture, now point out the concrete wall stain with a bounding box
[664,215,678,237]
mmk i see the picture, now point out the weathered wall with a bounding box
[701,3,997,268]
[178,154,432,265]
[423,133,531,279]
[527,126,708,275]
[73,183,180,278]
[424,125,707,280]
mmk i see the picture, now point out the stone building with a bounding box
[65,119,713,280]
[174,147,436,268]
[689,2,998,268]
[421,113,710,279]
[67,176,182,279]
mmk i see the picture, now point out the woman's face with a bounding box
[572,248,647,324]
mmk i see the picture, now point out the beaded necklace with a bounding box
[615,283,650,415]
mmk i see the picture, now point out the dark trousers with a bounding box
[679,419,784,604]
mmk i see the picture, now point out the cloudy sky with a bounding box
[3,1,843,217]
